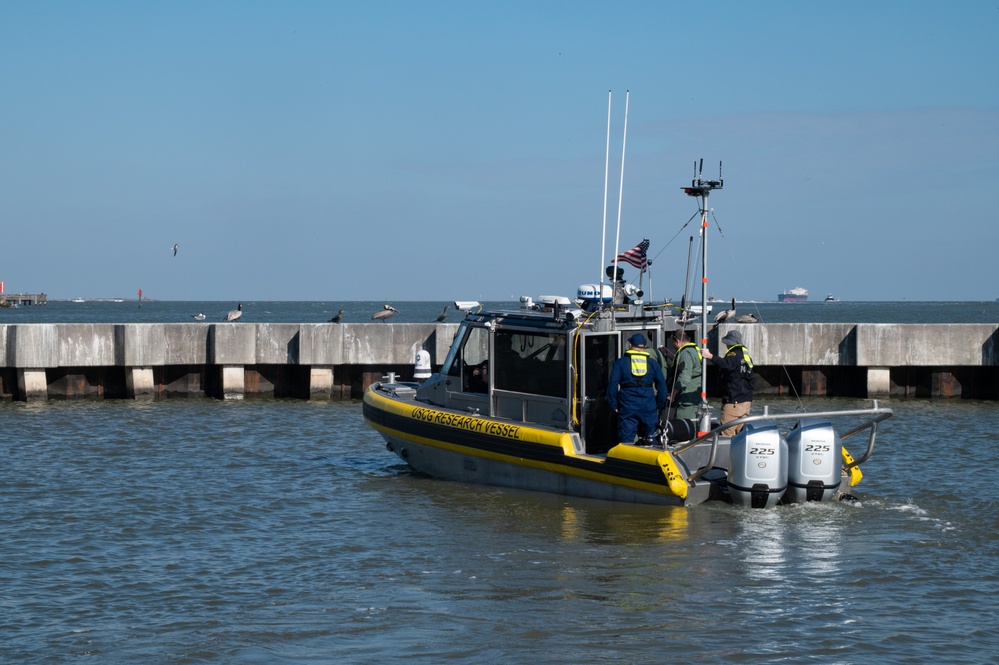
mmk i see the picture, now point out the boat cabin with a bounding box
[415,301,676,455]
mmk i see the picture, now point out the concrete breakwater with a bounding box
[0,322,997,401]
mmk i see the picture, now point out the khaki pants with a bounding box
[720,401,751,436]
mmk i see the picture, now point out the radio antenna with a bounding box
[681,158,724,435]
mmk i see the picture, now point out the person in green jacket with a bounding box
[667,329,702,421]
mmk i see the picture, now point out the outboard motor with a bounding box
[728,421,788,508]
[784,418,842,503]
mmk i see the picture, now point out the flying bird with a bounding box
[372,304,399,321]
[435,305,449,322]
[192,312,206,321]
[714,298,737,324]
[173,243,179,256]
[224,303,243,322]
[329,309,344,323]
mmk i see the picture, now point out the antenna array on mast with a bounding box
[682,160,723,198]
[681,158,724,436]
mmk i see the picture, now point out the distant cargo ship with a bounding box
[778,286,808,302]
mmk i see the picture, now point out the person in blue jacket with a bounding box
[607,333,668,445]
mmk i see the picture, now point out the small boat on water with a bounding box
[824,294,836,302]
[364,148,892,508]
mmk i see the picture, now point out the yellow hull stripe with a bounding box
[364,389,683,499]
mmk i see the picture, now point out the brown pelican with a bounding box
[224,303,242,322]
[735,312,759,323]
[372,304,398,321]
[714,298,737,324]
[435,305,449,322]
[192,312,206,321]
[330,309,344,323]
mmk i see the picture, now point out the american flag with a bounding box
[615,238,650,272]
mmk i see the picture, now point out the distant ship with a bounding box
[778,286,808,302]
[824,294,836,302]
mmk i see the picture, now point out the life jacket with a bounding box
[625,348,649,378]
[671,343,703,377]
[727,344,755,377]
[619,349,655,389]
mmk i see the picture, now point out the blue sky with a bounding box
[2,1,997,302]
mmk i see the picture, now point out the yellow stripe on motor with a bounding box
[842,447,863,487]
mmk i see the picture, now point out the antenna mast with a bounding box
[682,160,723,435]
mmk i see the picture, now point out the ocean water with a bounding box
[2,301,998,663]
[4,298,999,325]
[2,396,997,664]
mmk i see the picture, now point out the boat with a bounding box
[364,149,892,508]
[664,301,712,319]
[824,294,836,302]
[778,287,808,302]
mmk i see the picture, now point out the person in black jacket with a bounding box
[703,330,754,436]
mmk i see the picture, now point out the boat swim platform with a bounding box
[0,322,996,401]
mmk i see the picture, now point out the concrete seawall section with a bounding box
[0,322,996,401]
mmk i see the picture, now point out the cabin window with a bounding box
[493,330,567,398]
[445,325,490,393]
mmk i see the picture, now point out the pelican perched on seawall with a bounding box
[372,304,399,321]
[714,298,737,324]
[224,303,243,322]
[736,312,759,323]
[192,312,206,321]
[435,305,449,322]
[330,309,344,323]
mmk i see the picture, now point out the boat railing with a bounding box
[671,401,893,484]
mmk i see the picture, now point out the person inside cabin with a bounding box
[467,360,489,393]
[667,329,702,421]
[702,330,754,436]
[607,333,668,445]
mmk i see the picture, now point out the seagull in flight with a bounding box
[173,243,179,256]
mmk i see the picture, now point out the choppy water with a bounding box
[4,298,999,324]
[2,397,997,664]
